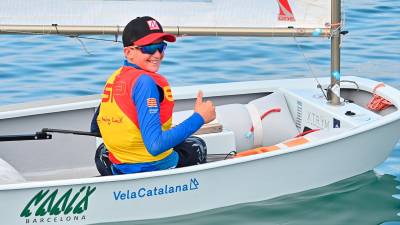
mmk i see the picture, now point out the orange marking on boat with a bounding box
[283,137,309,147]
[234,145,280,158]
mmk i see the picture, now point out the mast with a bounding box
[328,0,341,105]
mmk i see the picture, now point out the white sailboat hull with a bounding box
[0,76,399,224]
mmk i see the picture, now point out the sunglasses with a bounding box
[132,42,167,55]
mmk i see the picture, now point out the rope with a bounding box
[0,29,122,43]
[292,36,327,99]
[249,108,281,133]
[367,83,393,111]
[294,129,320,138]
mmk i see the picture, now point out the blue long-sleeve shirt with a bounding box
[133,74,204,156]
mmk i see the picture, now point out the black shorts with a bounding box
[94,143,113,176]
[174,136,207,167]
[95,136,207,176]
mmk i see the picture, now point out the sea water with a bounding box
[0,0,399,224]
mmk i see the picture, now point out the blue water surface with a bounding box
[0,1,399,106]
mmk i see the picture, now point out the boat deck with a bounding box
[20,155,229,182]
[22,166,99,181]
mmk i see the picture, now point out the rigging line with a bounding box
[74,36,93,55]
[0,29,122,43]
[341,1,347,45]
[50,24,97,55]
[208,151,237,160]
[330,24,342,39]
[74,36,122,43]
[292,36,327,99]
[0,29,123,56]
[224,151,237,160]
[115,25,119,43]
[52,24,59,34]
[342,0,347,31]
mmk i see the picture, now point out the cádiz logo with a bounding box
[277,0,296,22]
[20,186,96,224]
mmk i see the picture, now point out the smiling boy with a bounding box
[92,16,215,175]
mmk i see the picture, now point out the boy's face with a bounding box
[124,38,164,73]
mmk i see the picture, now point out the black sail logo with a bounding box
[20,186,96,218]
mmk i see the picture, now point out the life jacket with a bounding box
[97,66,174,164]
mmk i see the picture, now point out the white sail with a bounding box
[0,0,331,29]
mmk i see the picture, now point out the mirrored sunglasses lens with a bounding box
[160,44,167,52]
[141,42,167,54]
[140,45,157,54]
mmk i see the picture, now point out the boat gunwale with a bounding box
[1,109,399,191]
[0,77,329,120]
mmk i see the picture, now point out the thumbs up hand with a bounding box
[194,90,216,124]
